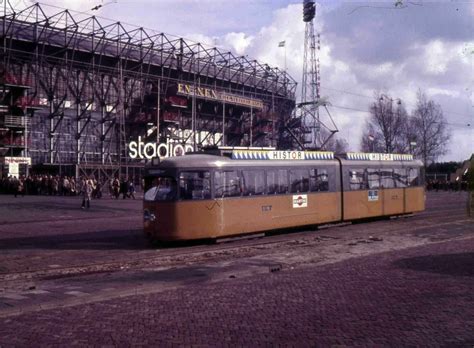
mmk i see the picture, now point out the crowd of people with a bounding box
[0,174,138,201]
[426,179,469,192]
[2,174,469,201]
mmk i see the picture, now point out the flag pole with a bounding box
[278,40,287,73]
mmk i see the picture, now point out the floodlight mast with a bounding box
[300,0,320,148]
[297,1,338,151]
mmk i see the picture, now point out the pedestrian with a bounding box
[13,176,24,197]
[128,178,136,200]
[94,179,102,199]
[81,177,95,209]
[112,177,120,199]
[120,178,128,199]
[52,176,59,195]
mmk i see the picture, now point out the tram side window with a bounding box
[242,170,265,196]
[179,171,211,200]
[380,169,395,189]
[266,169,289,194]
[349,169,368,190]
[367,168,380,189]
[408,168,419,186]
[309,168,329,192]
[393,168,407,188]
[144,176,177,201]
[215,170,241,198]
[290,169,310,193]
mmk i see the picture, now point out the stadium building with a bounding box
[0,2,298,180]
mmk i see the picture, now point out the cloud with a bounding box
[324,1,473,65]
[220,33,253,56]
[151,0,474,161]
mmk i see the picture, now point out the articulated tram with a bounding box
[143,148,425,242]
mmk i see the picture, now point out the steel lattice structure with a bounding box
[296,0,337,151]
[0,1,297,179]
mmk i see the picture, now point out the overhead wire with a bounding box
[330,104,472,129]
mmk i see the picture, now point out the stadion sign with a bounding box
[128,130,222,160]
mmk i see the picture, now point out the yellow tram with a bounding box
[143,148,425,242]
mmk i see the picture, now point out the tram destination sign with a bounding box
[346,152,413,161]
[231,150,334,161]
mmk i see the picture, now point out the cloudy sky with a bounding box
[10,0,474,161]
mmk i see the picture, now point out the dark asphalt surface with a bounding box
[0,191,472,346]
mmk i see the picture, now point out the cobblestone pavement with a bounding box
[0,237,473,346]
[0,192,472,346]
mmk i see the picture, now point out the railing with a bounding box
[1,115,31,128]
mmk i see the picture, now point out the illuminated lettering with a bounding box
[128,136,195,160]
[138,136,145,159]
[173,144,185,156]
[129,141,138,159]
[143,142,156,160]
[157,142,168,157]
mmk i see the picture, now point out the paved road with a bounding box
[0,191,472,346]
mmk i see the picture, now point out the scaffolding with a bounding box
[0,1,297,179]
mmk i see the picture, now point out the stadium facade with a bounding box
[0,2,298,180]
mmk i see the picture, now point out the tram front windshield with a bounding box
[144,176,177,201]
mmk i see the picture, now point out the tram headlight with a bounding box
[144,209,156,222]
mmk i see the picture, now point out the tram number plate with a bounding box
[368,190,379,201]
[262,205,272,212]
[292,194,308,208]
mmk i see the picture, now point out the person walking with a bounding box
[13,176,24,197]
[112,177,120,199]
[128,178,136,200]
[120,178,128,199]
[81,177,95,209]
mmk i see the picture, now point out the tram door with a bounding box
[381,167,404,216]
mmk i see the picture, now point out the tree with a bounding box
[324,135,349,154]
[360,93,409,153]
[410,91,451,166]
[317,127,350,154]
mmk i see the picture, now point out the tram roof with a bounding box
[147,149,422,169]
[153,154,337,169]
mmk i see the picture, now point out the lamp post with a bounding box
[379,94,402,105]
[378,94,402,153]
[409,141,417,155]
[368,134,375,153]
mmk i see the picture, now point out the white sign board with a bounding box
[368,190,379,201]
[8,163,19,178]
[4,157,31,165]
[292,194,308,208]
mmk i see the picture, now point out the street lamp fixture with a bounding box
[379,94,402,105]
[368,134,375,152]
